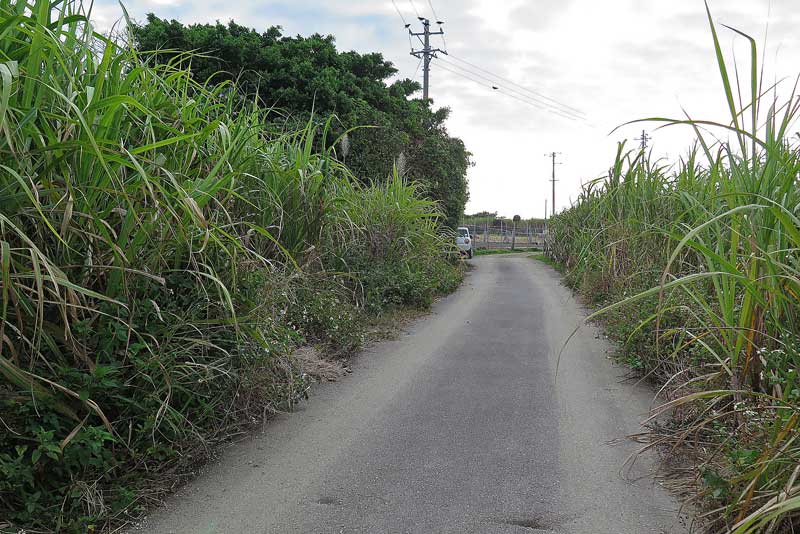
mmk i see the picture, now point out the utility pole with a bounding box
[635,129,651,151]
[409,18,445,101]
[545,152,561,216]
[544,199,548,220]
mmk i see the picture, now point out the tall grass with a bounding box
[548,5,800,532]
[0,0,461,530]
[327,170,461,311]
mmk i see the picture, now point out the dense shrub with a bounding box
[0,1,462,531]
[325,172,462,314]
[132,14,472,229]
[546,10,800,531]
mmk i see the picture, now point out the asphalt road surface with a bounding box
[136,254,689,534]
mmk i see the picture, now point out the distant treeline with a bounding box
[462,211,545,227]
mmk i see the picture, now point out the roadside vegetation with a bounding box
[133,14,472,229]
[0,0,464,531]
[532,254,562,271]
[547,7,800,532]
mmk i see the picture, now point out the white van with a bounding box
[456,227,473,259]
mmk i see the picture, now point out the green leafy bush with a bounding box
[325,170,463,314]
[132,14,472,228]
[0,1,463,531]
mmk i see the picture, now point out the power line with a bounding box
[496,86,579,122]
[393,1,581,122]
[434,61,492,87]
[392,0,422,46]
[425,0,447,51]
[435,60,482,82]
[446,52,586,118]
[391,1,583,121]
[390,0,408,27]
[448,52,585,117]
[407,0,421,18]
[433,62,578,121]
[389,1,425,81]
[437,56,584,121]
[425,0,440,20]
[434,61,582,121]
[438,56,583,120]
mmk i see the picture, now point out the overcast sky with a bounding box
[92,0,800,218]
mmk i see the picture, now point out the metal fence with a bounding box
[462,222,546,249]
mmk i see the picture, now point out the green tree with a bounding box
[133,15,471,226]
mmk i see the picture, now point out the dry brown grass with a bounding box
[294,346,348,382]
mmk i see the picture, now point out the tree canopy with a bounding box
[134,15,471,227]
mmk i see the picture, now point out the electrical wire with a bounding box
[389,1,426,82]
[496,87,579,122]
[390,0,408,26]
[438,56,581,119]
[407,0,421,18]
[391,0,417,47]
[425,0,447,51]
[392,0,584,123]
[434,62,580,122]
[425,0,439,20]
[437,56,585,121]
[446,52,586,117]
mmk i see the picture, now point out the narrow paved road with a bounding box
[137,255,689,534]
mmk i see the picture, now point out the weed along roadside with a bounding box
[0,1,467,531]
[4,0,800,532]
[545,8,800,533]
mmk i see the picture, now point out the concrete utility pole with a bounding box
[635,129,651,151]
[409,18,445,101]
[545,152,561,216]
[511,215,520,250]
